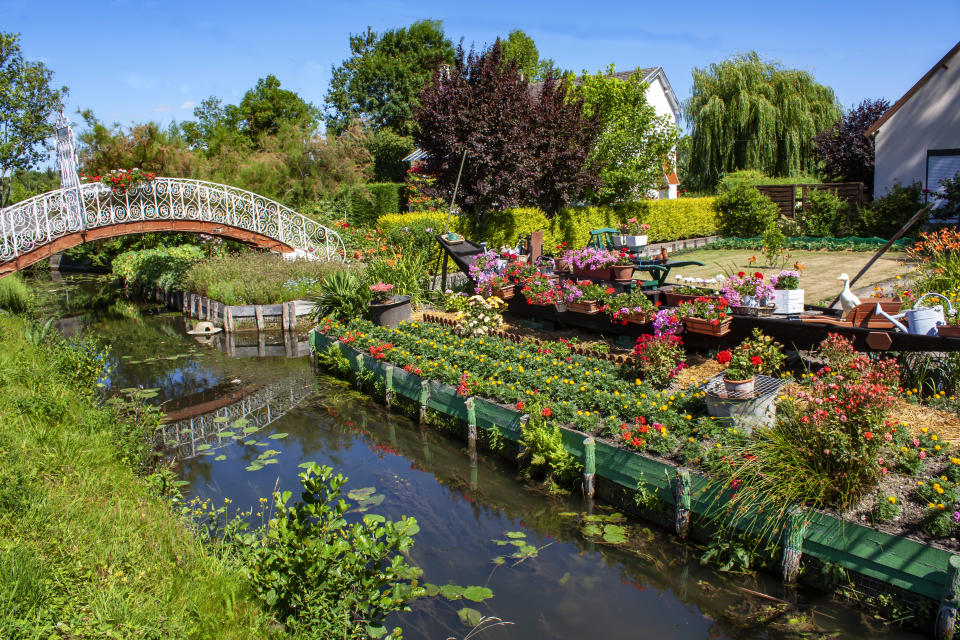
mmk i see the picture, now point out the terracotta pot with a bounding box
[611,264,634,282]
[555,259,572,273]
[723,376,755,396]
[626,312,651,325]
[492,285,515,300]
[662,288,717,307]
[683,316,732,336]
[368,295,412,328]
[568,300,601,314]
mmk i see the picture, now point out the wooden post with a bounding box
[287,301,297,331]
[583,437,596,498]
[781,506,807,583]
[466,397,478,490]
[257,331,266,357]
[935,554,960,640]
[206,297,213,321]
[418,380,431,425]
[355,354,365,389]
[254,305,264,332]
[441,252,449,293]
[674,468,691,540]
[223,307,234,334]
[281,302,289,332]
[384,364,395,410]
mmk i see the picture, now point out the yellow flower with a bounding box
[688,437,695,443]
[887,496,896,504]
[921,426,928,433]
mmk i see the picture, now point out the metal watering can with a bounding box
[874,292,956,336]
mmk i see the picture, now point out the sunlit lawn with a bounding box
[666,248,913,304]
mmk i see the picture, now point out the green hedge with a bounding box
[348,183,403,227]
[708,236,914,252]
[378,198,717,252]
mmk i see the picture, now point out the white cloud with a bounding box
[153,104,172,113]
[179,100,197,110]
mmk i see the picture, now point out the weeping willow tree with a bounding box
[684,52,841,189]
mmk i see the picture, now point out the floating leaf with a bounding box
[261,459,279,465]
[505,531,526,539]
[457,607,482,627]
[492,556,505,565]
[363,514,386,525]
[234,418,250,429]
[583,524,602,537]
[214,455,227,461]
[217,431,235,438]
[559,572,571,585]
[245,463,263,471]
[439,585,463,600]
[243,440,256,446]
[297,462,316,469]
[213,416,230,423]
[347,487,377,500]
[196,444,211,452]
[257,449,281,458]
[461,586,493,602]
[365,625,387,639]
[242,426,258,434]
[602,525,627,544]
[268,433,288,439]
[422,583,440,597]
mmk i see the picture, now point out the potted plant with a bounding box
[662,273,725,306]
[612,218,650,249]
[563,280,613,314]
[770,270,804,314]
[488,274,515,300]
[553,242,572,273]
[564,247,618,281]
[720,271,775,313]
[677,296,731,336]
[611,251,635,282]
[368,282,411,327]
[714,330,785,396]
[520,275,559,306]
[606,289,655,325]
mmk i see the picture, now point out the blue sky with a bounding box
[5,0,960,132]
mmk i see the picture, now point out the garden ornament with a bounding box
[875,292,956,336]
[835,273,861,314]
[186,321,223,335]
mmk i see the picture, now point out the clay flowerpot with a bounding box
[572,267,613,281]
[683,316,732,336]
[723,376,755,396]
[369,295,412,328]
[611,264,634,282]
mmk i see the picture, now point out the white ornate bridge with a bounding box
[0,116,345,276]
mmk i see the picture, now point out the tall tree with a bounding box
[0,32,67,208]
[325,20,456,136]
[573,66,679,203]
[500,30,557,82]
[77,111,200,178]
[415,42,599,218]
[814,98,890,197]
[684,51,841,189]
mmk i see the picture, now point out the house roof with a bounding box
[864,40,960,137]
[401,148,429,163]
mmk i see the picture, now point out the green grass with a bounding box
[0,314,283,639]
[0,274,31,313]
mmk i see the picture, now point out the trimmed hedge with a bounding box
[348,183,403,227]
[377,197,716,252]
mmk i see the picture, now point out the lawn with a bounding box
[666,248,912,305]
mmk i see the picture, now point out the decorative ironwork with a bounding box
[0,177,345,263]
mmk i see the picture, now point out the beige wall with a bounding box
[874,47,960,196]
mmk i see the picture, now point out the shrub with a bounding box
[347,183,403,227]
[860,181,925,238]
[182,252,345,304]
[717,170,819,192]
[0,275,31,313]
[112,245,205,290]
[797,188,855,237]
[629,334,687,388]
[931,170,960,219]
[714,185,779,237]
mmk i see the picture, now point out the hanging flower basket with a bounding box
[684,316,732,336]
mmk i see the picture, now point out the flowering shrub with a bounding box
[630,334,687,388]
[80,168,156,194]
[676,296,729,324]
[454,295,505,337]
[369,282,395,303]
[771,270,800,290]
[616,416,675,456]
[404,165,446,212]
[720,272,775,306]
[606,289,656,324]
[563,247,619,271]
[715,329,785,380]
[618,218,651,235]
[907,228,960,296]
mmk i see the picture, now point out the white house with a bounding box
[867,41,960,206]
[403,65,683,198]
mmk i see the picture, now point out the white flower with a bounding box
[674,274,682,281]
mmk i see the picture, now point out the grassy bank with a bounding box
[0,314,280,639]
[0,274,31,313]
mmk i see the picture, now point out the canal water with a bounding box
[32,273,924,640]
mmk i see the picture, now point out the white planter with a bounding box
[612,235,648,249]
[771,289,804,314]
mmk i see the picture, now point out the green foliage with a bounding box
[0,274,31,313]
[5,168,59,205]
[364,250,434,304]
[233,463,423,638]
[366,129,416,183]
[111,244,205,290]
[797,188,855,237]
[347,182,403,227]
[700,536,778,573]
[311,269,370,320]
[499,30,557,81]
[325,20,456,136]
[0,32,68,208]
[180,252,346,305]
[860,181,925,239]
[871,492,900,523]
[717,169,819,192]
[762,223,786,265]
[708,235,912,252]
[573,65,679,203]
[714,185,779,237]
[685,51,841,189]
[519,414,581,486]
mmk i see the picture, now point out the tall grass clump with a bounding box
[182,252,350,305]
[0,274,31,313]
[0,314,281,639]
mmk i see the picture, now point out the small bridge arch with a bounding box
[0,177,345,276]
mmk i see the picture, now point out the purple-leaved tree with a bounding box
[814,98,890,198]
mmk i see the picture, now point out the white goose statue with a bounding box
[836,273,861,315]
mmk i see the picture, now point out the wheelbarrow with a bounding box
[874,292,956,336]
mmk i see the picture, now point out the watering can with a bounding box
[874,293,956,336]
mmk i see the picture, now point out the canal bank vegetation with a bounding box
[0,273,31,313]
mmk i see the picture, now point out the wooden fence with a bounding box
[756,182,865,217]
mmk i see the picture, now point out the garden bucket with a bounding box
[369,295,412,328]
[874,292,955,336]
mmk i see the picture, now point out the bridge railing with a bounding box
[0,178,345,263]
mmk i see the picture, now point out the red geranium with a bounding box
[715,350,732,365]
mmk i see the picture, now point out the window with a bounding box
[927,149,960,210]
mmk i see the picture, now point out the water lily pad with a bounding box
[217,431,235,438]
[243,440,256,446]
[347,487,377,500]
[242,426,258,434]
[439,584,463,600]
[268,433,288,439]
[196,444,212,452]
[233,418,249,429]
[363,514,386,525]
[505,531,526,539]
[492,556,505,565]
[213,416,230,423]
[582,524,602,537]
[457,607,482,627]
[602,525,627,544]
[214,455,227,461]
[461,586,493,602]
[422,583,440,597]
[245,463,263,471]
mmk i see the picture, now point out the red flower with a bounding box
[737,271,745,277]
[754,272,763,280]
[749,356,763,366]
[605,287,615,295]
[864,431,874,440]
[541,407,552,417]
[715,350,732,364]
[516,401,524,410]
